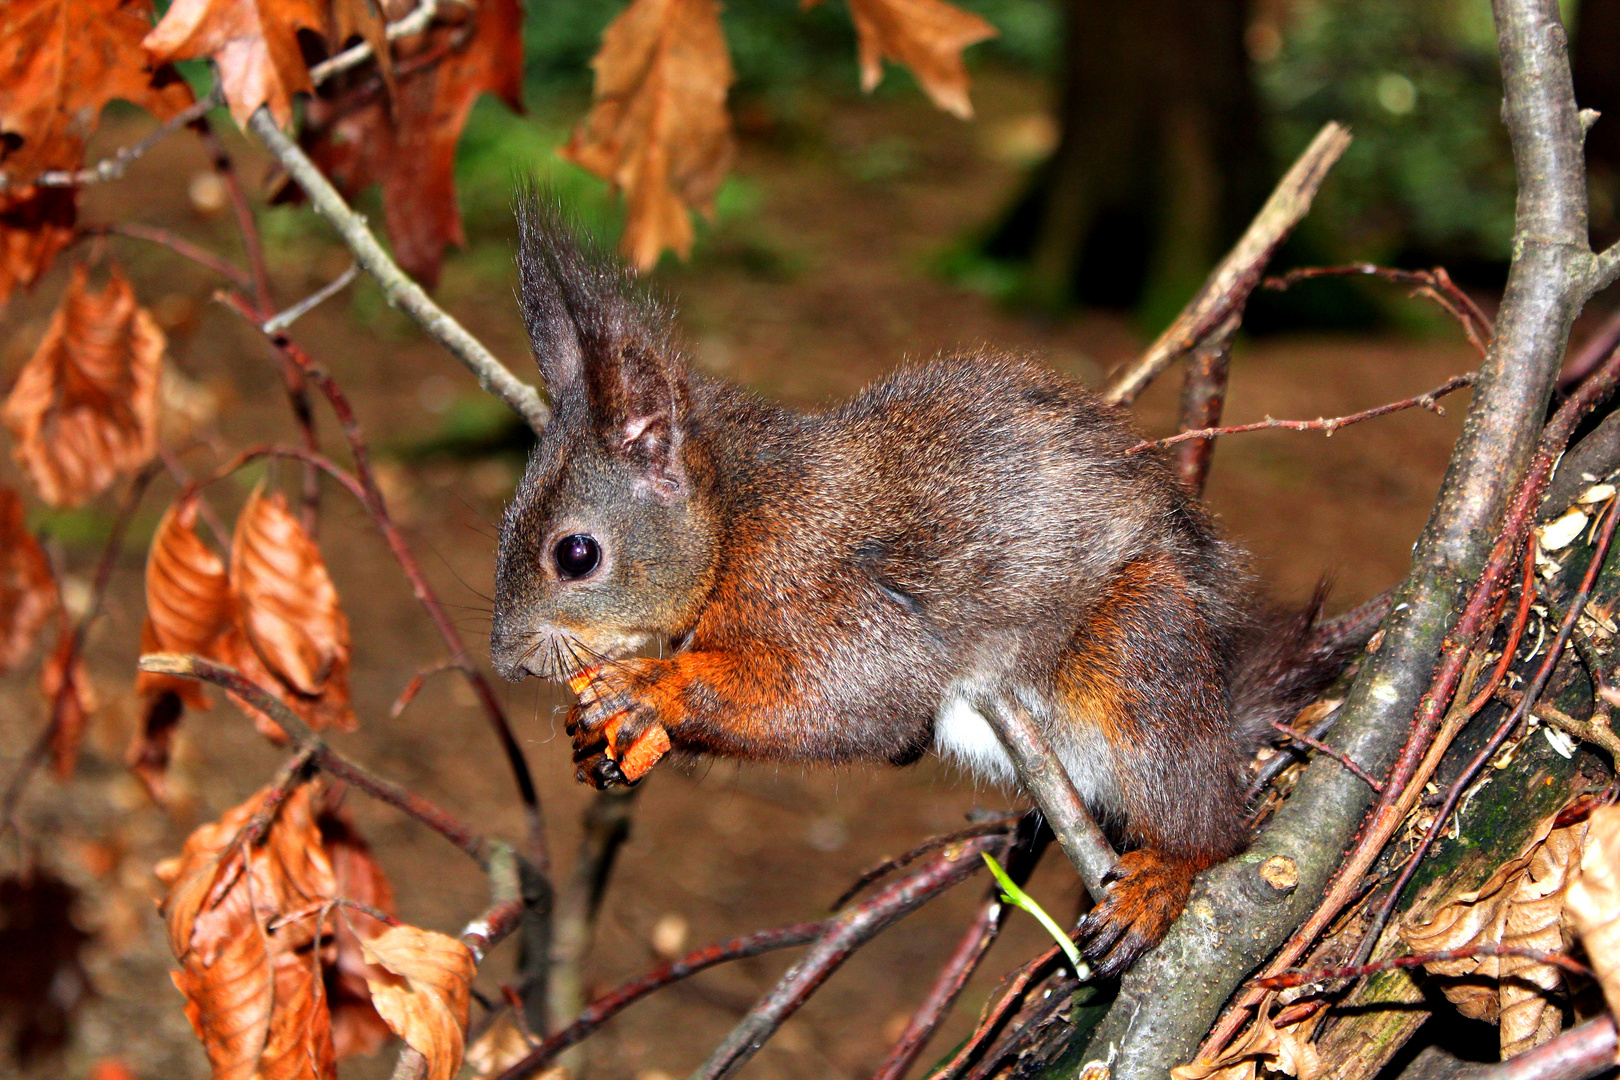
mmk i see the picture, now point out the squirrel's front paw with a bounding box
[1075,849,1198,979]
[567,662,674,787]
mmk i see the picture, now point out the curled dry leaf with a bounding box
[805,0,995,119]
[317,802,396,1060]
[158,784,339,1080]
[229,485,356,733]
[0,0,194,184]
[143,0,326,128]
[0,186,77,310]
[563,0,734,270]
[1566,804,1620,1025]
[0,485,59,673]
[359,925,475,1080]
[2,263,163,507]
[1171,1001,1323,1080]
[140,496,232,710]
[299,0,523,289]
[41,623,98,780]
[1401,812,1588,1057]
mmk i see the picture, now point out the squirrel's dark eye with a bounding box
[553,534,601,579]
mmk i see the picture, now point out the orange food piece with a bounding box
[605,716,671,782]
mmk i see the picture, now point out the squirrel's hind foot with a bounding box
[1076,848,1203,979]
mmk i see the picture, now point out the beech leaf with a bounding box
[563,0,734,270]
[228,485,356,733]
[2,263,164,507]
[805,0,995,119]
[1401,812,1586,1056]
[140,496,232,711]
[359,925,475,1080]
[0,484,59,673]
[318,803,396,1060]
[1566,804,1620,1025]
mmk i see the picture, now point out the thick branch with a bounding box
[244,107,550,432]
[1101,122,1351,406]
[1082,2,1597,1073]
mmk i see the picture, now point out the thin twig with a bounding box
[1252,944,1592,990]
[23,89,223,190]
[308,0,443,84]
[831,813,1023,911]
[1102,122,1352,406]
[921,946,1064,1080]
[244,106,550,432]
[1263,263,1495,355]
[1173,313,1237,495]
[694,834,1008,1080]
[137,653,491,865]
[81,223,254,291]
[262,264,358,334]
[1268,720,1383,793]
[1131,373,1476,453]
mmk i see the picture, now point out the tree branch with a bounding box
[244,106,550,433]
[1101,122,1351,407]
[1081,2,1600,1073]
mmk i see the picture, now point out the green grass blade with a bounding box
[981,852,1088,977]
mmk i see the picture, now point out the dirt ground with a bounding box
[0,70,1491,1079]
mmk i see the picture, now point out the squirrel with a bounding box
[489,198,1370,976]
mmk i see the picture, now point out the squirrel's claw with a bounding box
[1074,849,1198,979]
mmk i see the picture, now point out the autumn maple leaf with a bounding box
[297,0,524,288]
[2,263,164,507]
[144,0,328,128]
[563,0,734,271]
[805,0,996,119]
[0,0,194,184]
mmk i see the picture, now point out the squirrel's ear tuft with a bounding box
[514,185,690,493]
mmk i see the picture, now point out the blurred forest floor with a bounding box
[0,67,1496,1079]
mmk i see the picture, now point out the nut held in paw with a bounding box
[605,716,672,782]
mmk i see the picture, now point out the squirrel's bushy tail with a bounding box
[1231,584,1387,748]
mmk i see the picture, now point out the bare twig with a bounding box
[694,834,1008,1080]
[493,921,829,1080]
[1133,373,1476,453]
[1253,944,1592,990]
[921,945,1064,1080]
[547,787,638,1050]
[978,691,1115,898]
[244,106,550,432]
[1268,720,1383,793]
[138,653,492,865]
[1263,264,1495,355]
[81,223,254,291]
[1173,313,1237,495]
[1101,122,1352,406]
[23,89,222,190]
[831,813,1023,911]
[308,0,442,84]
[262,263,358,334]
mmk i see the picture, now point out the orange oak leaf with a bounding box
[563,0,734,270]
[228,485,356,734]
[144,0,327,128]
[318,802,396,1059]
[0,186,77,309]
[805,0,995,119]
[41,622,98,779]
[297,0,523,288]
[158,784,339,1080]
[2,263,164,507]
[0,485,59,673]
[359,925,475,1080]
[0,0,194,185]
[139,496,232,710]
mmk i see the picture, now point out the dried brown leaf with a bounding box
[139,496,232,710]
[1566,804,1620,1026]
[359,925,475,1080]
[1172,1002,1323,1080]
[318,803,395,1060]
[0,186,76,309]
[40,624,97,780]
[229,485,355,732]
[805,0,995,118]
[463,1009,537,1079]
[0,0,194,184]
[1402,813,1586,1056]
[2,263,164,507]
[143,0,326,128]
[299,0,523,288]
[563,0,734,270]
[0,485,59,673]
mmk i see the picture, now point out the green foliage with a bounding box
[1261,0,1517,267]
[981,853,1088,977]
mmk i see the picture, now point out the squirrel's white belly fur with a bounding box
[932,691,1121,812]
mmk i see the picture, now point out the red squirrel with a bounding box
[490,199,1367,976]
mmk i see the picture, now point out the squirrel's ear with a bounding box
[514,187,690,495]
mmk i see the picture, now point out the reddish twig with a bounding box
[1355,495,1620,966]
[921,945,1064,1080]
[831,813,1023,911]
[80,223,254,291]
[138,653,490,865]
[694,834,1009,1080]
[1173,314,1238,495]
[961,976,1081,1080]
[871,817,1051,1080]
[1131,373,1475,453]
[1263,263,1495,356]
[1253,943,1592,990]
[493,921,828,1080]
[1560,306,1620,391]
[1268,720,1383,793]
[390,661,457,718]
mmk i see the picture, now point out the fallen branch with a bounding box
[245,106,550,432]
[1131,373,1475,453]
[1102,122,1352,407]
